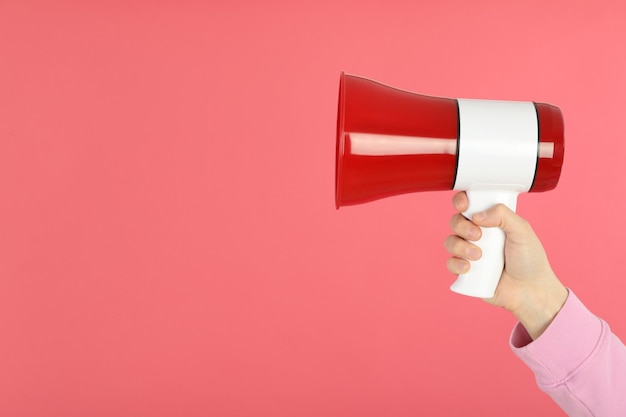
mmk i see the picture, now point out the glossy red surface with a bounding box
[336,74,458,207]
[336,74,565,206]
[532,102,565,192]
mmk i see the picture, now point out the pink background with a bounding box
[1,1,625,416]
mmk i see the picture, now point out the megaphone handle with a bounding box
[449,188,520,298]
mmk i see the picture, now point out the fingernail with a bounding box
[468,227,480,240]
[467,247,481,260]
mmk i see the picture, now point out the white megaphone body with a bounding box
[335,73,564,298]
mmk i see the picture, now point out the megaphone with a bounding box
[335,73,564,298]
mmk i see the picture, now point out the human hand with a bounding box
[444,191,568,339]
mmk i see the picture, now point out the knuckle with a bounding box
[446,257,457,272]
[449,213,466,232]
[443,235,455,252]
[447,257,467,274]
[446,236,467,256]
[453,238,465,253]
[494,203,509,215]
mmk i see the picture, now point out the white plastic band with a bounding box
[453,99,538,191]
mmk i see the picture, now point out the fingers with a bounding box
[449,213,481,241]
[447,195,481,275]
[447,257,470,275]
[452,193,529,241]
[444,235,482,262]
[470,204,532,244]
[452,191,468,213]
[444,235,480,275]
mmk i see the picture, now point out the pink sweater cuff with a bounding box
[509,290,604,385]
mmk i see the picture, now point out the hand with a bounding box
[444,191,568,340]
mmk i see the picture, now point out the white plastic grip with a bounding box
[449,188,519,298]
[451,99,539,298]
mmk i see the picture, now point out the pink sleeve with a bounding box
[510,290,626,417]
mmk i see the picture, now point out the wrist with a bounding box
[511,279,568,340]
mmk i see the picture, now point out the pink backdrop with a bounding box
[1,1,625,416]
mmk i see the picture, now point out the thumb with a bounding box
[471,204,531,243]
